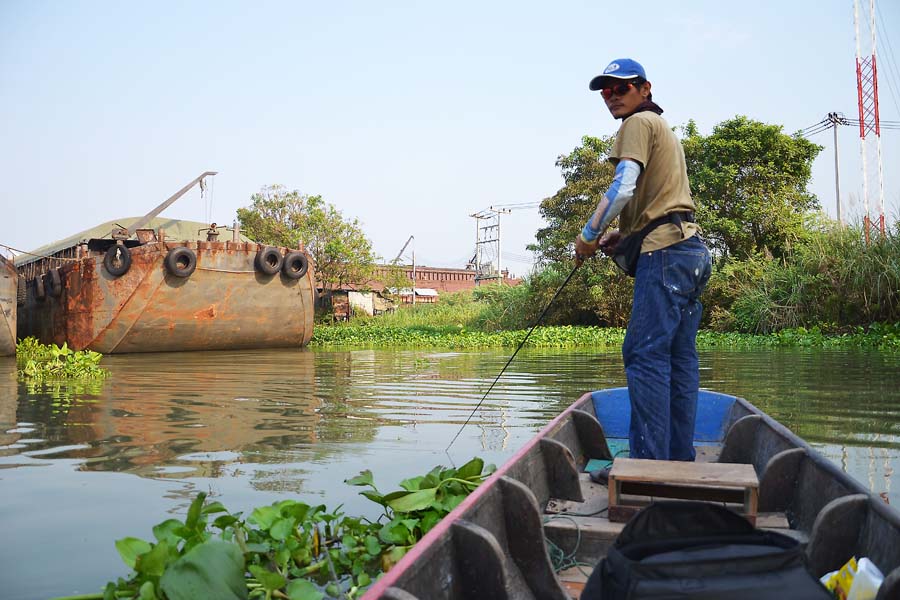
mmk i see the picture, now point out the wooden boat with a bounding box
[365,388,900,599]
[0,254,17,355]
[15,172,316,353]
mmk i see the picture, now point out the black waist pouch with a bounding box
[611,233,644,277]
[612,212,694,277]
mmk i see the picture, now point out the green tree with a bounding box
[527,135,633,326]
[531,135,616,263]
[379,263,412,300]
[682,117,823,259]
[237,185,377,290]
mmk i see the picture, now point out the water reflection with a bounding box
[0,348,899,599]
[9,350,322,478]
[0,360,20,453]
[4,348,899,485]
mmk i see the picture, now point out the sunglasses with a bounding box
[600,81,639,100]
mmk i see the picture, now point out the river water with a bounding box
[1,347,899,599]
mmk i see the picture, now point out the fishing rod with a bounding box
[445,261,582,452]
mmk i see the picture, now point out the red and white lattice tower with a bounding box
[854,0,885,242]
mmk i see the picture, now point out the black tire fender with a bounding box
[35,276,46,301]
[104,244,131,277]
[255,246,283,275]
[164,247,197,278]
[45,268,63,297]
[282,251,309,279]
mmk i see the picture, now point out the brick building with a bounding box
[317,265,521,317]
[366,265,520,294]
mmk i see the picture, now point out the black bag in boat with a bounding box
[581,501,831,599]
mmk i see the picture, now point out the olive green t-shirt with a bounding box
[609,111,698,252]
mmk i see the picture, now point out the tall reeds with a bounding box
[727,222,900,333]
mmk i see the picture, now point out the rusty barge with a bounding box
[15,172,316,354]
[1,254,16,355]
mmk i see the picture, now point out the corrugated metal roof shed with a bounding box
[14,217,254,266]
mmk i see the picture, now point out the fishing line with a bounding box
[445,262,581,452]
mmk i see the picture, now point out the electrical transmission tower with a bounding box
[854,0,886,241]
[469,206,511,285]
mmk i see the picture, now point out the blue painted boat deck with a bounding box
[585,388,739,472]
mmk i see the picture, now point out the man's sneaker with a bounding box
[589,466,612,485]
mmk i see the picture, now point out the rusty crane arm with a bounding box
[393,235,414,264]
[112,171,218,240]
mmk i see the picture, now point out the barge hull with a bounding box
[0,256,16,355]
[17,241,315,353]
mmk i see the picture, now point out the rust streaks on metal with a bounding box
[0,256,17,355]
[17,240,315,354]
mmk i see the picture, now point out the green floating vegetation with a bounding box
[311,323,900,351]
[55,458,494,600]
[310,324,626,349]
[16,337,110,381]
[697,323,900,351]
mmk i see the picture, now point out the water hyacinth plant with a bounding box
[55,458,494,600]
[16,336,110,381]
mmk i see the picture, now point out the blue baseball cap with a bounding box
[589,58,647,91]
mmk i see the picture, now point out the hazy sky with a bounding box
[2,1,898,276]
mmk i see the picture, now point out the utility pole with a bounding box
[494,206,505,284]
[828,112,844,226]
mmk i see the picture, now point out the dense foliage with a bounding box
[494,114,900,335]
[16,337,109,381]
[237,185,377,291]
[65,459,494,600]
[707,223,900,333]
[313,321,900,352]
[683,117,822,260]
[312,323,628,348]
[532,135,616,264]
[523,135,636,327]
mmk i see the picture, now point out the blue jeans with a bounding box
[622,235,712,461]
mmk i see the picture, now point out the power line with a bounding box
[843,118,900,130]
[798,114,900,140]
[800,118,829,133]
[504,252,535,263]
[487,201,541,210]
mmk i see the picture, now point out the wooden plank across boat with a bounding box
[365,388,900,599]
[13,173,316,354]
[606,458,759,524]
[0,254,17,356]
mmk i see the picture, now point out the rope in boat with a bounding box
[445,262,581,452]
[542,448,630,574]
[543,515,595,577]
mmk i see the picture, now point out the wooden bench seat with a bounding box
[607,458,759,524]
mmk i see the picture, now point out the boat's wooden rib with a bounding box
[364,388,900,600]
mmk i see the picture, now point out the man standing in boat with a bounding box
[574,58,712,477]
